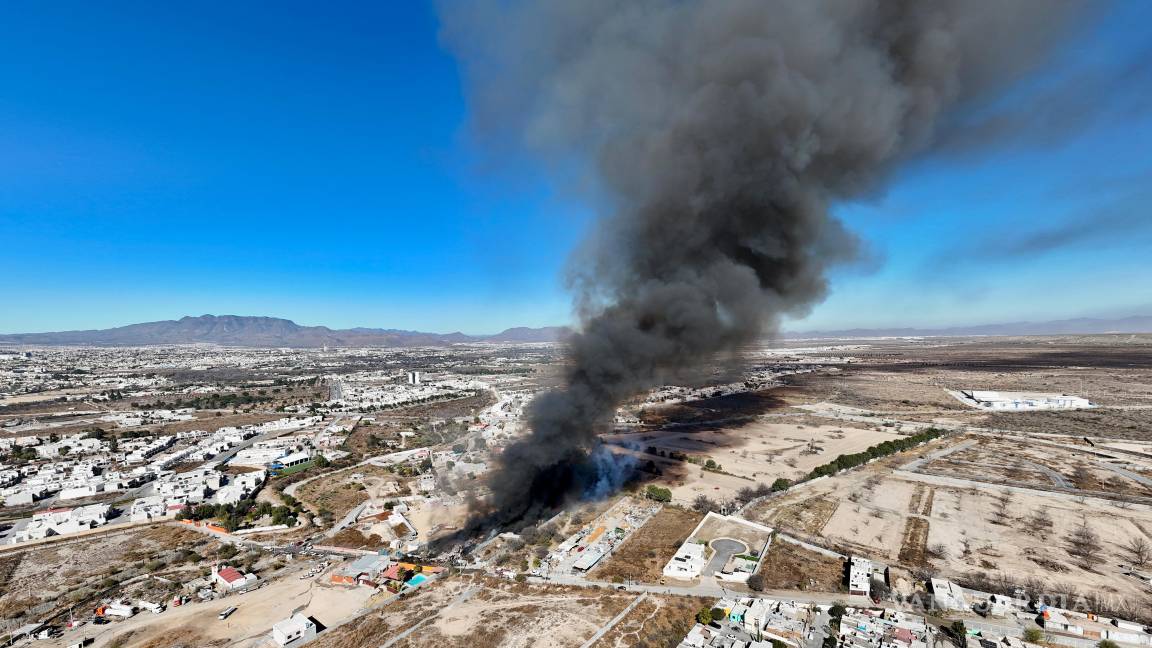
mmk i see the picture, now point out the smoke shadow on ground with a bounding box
[424,390,790,556]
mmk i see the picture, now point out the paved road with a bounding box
[1020,460,1071,488]
[703,539,746,577]
[325,502,367,538]
[532,574,873,607]
[899,439,976,472]
[1098,462,1152,487]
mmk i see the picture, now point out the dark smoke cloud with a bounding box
[933,46,1152,156]
[440,0,1094,529]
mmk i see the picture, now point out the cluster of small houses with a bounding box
[0,348,168,400]
[678,598,929,648]
[678,590,1152,648]
[327,373,491,410]
[1,416,344,544]
[930,577,1152,647]
[267,554,441,647]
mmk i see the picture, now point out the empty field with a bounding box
[757,540,845,592]
[591,507,703,583]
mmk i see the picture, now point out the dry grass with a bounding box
[591,507,703,583]
[296,472,372,519]
[328,528,385,550]
[757,540,845,592]
[314,577,636,648]
[592,595,712,648]
[765,496,839,535]
[897,517,930,566]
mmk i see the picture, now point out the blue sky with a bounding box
[0,2,1149,335]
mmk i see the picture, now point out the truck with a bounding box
[104,602,136,618]
[218,606,238,620]
[136,600,165,614]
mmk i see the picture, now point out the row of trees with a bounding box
[806,428,945,480]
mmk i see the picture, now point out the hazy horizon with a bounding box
[1,2,1151,336]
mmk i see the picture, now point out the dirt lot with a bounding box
[756,540,845,592]
[50,560,374,648]
[750,495,839,536]
[749,449,1152,605]
[312,576,636,648]
[606,420,908,503]
[914,435,1152,500]
[591,594,712,648]
[2,525,221,626]
[293,463,402,520]
[591,507,703,583]
[897,517,930,565]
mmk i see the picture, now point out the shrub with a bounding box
[645,484,672,502]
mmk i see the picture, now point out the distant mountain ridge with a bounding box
[2,314,1151,348]
[783,315,1152,339]
[0,315,570,347]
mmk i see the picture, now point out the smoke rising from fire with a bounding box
[441,0,1091,527]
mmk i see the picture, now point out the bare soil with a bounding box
[591,507,703,583]
[757,540,845,592]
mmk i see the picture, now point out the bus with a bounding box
[218,606,237,620]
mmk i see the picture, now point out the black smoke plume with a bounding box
[441,0,1093,529]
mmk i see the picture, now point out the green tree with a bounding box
[1023,628,1044,643]
[696,607,713,625]
[770,478,791,492]
[1098,641,1120,648]
[645,484,672,502]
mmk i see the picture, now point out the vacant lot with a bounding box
[53,562,373,648]
[0,525,218,621]
[607,420,908,503]
[897,517,930,566]
[592,507,703,583]
[749,449,1152,606]
[320,577,637,648]
[751,495,839,536]
[757,540,845,592]
[591,594,711,648]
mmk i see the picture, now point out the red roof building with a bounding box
[212,565,257,590]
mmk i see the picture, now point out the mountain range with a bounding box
[1,314,1151,347]
[0,315,570,347]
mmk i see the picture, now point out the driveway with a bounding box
[703,538,746,576]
